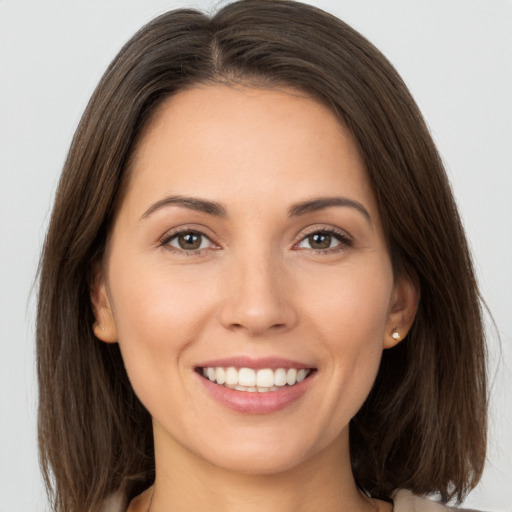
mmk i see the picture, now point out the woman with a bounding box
[36,1,487,511]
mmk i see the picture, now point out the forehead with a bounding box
[124,84,377,219]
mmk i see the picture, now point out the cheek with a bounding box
[107,261,218,397]
[111,258,216,339]
[297,259,393,418]
[299,257,394,341]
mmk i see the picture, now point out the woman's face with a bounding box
[93,85,416,475]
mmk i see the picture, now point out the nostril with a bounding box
[218,288,298,335]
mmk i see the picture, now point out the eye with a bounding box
[296,229,351,252]
[163,230,213,252]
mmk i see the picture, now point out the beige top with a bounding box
[101,489,481,512]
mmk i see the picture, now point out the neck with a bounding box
[143,426,378,512]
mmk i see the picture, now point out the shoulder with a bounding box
[393,490,484,512]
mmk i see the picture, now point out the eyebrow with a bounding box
[140,195,227,220]
[140,194,371,224]
[288,196,372,224]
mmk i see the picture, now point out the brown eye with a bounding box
[178,232,201,250]
[308,233,332,249]
[297,229,350,252]
[167,231,211,251]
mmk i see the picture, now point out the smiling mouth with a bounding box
[197,366,316,393]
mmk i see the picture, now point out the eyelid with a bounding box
[159,225,219,253]
[157,223,352,254]
[292,225,353,252]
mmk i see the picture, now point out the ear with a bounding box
[384,272,420,349]
[90,266,118,343]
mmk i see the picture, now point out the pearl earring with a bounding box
[392,330,401,341]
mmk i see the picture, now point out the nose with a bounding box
[218,250,298,336]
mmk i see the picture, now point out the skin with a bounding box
[92,85,418,512]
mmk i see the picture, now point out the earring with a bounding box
[391,330,401,341]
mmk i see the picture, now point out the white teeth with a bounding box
[235,385,257,392]
[225,367,238,385]
[238,368,256,387]
[274,368,287,387]
[215,367,226,385]
[286,368,297,385]
[200,366,312,392]
[256,368,274,387]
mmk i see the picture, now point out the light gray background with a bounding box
[1,1,511,511]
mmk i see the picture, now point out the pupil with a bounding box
[309,233,331,249]
[179,232,201,250]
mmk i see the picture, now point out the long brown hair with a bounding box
[37,1,487,511]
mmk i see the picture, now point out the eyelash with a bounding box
[159,228,217,256]
[294,227,353,254]
[159,226,353,256]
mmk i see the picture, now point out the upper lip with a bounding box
[195,356,314,370]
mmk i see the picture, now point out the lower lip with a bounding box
[197,372,314,415]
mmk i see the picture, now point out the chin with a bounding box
[188,424,344,477]
[205,446,312,476]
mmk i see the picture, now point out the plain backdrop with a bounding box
[0,1,511,511]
